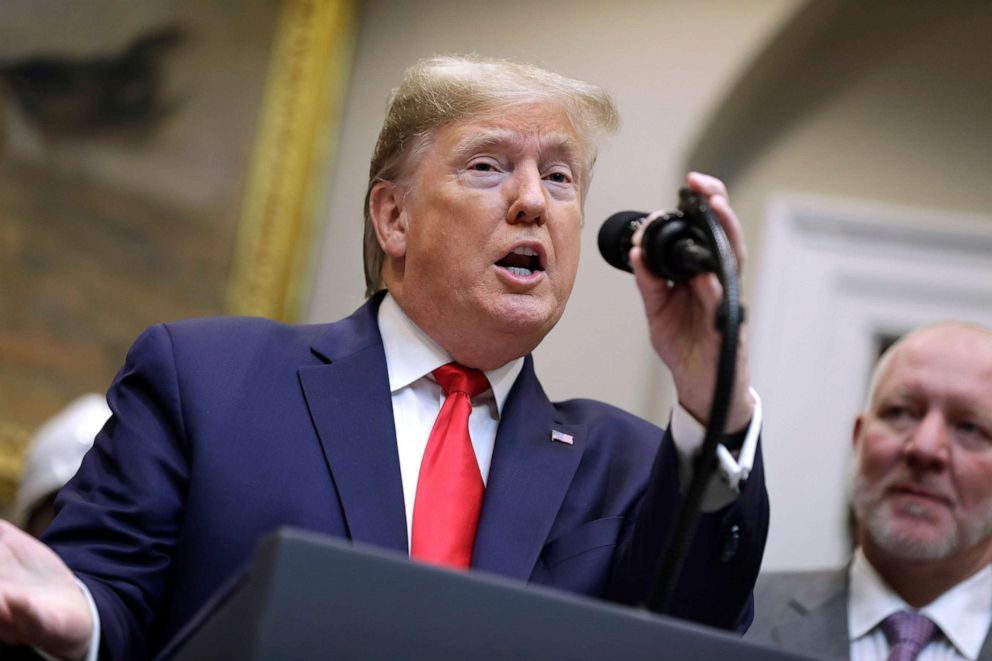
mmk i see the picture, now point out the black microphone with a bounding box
[598,189,716,282]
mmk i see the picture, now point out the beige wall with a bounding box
[728,3,992,274]
[725,4,992,571]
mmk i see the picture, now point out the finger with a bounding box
[630,247,672,310]
[689,272,724,321]
[631,219,646,247]
[2,587,90,658]
[630,247,664,292]
[686,171,728,199]
[685,172,748,273]
[0,594,36,647]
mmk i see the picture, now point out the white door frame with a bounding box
[750,193,992,571]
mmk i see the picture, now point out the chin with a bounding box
[855,485,957,560]
[489,295,561,334]
[866,515,960,561]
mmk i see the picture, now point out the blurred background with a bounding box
[2,0,990,573]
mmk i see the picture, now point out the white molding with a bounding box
[750,192,992,571]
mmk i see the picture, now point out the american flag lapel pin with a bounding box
[551,429,574,445]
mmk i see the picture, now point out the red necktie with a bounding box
[410,363,490,569]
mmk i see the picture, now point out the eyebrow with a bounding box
[450,128,584,169]
[878,386,992,420]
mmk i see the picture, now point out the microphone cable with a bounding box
[644,188,744,616]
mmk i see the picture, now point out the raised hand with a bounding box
[0,521,92,661]
[630,171,753,431]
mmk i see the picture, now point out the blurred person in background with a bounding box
[748,323,992,660]
[12,394,110,538]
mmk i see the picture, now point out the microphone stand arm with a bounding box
[645,191,744,616]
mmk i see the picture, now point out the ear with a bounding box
[369,180,409,258]
[852,414,864,450]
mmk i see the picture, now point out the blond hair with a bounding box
[362,54,619,296]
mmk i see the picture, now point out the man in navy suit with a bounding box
[0,55,767,660]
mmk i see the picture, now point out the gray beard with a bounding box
[852,471,992,561]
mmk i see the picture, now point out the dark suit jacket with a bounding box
[747,568,992,660]
[44,295,769,660]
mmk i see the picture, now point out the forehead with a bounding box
[433,102,585,162]
[873,328,992,406]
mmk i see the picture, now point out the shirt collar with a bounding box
[849,548,905,640]
[923,563,992,658]
[377,293,524,416]
[848,547,992,658]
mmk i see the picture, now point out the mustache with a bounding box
[878,469,957,507]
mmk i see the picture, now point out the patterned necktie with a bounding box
[410,363,490,569]
[881,610,938,661]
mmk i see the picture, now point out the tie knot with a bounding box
[881,611,938,659]
[433,363,490,399]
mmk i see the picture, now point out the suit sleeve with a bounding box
[43,324,191,661]
[606,428,769,632]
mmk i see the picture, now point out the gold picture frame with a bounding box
[0,0,356,507]
[227,0,356,320]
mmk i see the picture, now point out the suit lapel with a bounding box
[298,296,408,555]
[774,570,850,659]
[472,356,584,580]
[979,629,992,661]
[771,568,992,661]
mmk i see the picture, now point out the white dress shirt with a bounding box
[36,578,100,661]
[849,548,992,660]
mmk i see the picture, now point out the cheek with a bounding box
[559,241,580,272]
[551,219,582,268]
[553,243,580,298]
[958,458,992,509]
[857,431,903,479]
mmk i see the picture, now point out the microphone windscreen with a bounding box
[598,211,646,273]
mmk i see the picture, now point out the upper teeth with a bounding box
[513,246,538,257]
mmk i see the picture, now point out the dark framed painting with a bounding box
[0,0,356,506]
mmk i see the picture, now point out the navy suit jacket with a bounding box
[44,295,769,660]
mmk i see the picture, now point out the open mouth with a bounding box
[496,245,545,277]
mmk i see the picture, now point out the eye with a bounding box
[541,161,574,186]
[953,419,992,447]
[880,405,910,419]
[877,403,920,428]
[466,158,501,173]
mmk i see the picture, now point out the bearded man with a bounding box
[748,323,992,660]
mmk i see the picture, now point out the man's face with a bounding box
[852,327,992,562]
[381,101,585,367]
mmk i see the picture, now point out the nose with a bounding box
[506,163,547,226]
[904,410,950,471]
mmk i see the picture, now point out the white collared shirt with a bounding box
[849,548,992,660]
[377,293,762,548]
[377,293,524,547]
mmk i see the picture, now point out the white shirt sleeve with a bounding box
[668,387,762,511]
[34,578,101,661]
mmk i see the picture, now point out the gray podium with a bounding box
[162,527,816,660]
